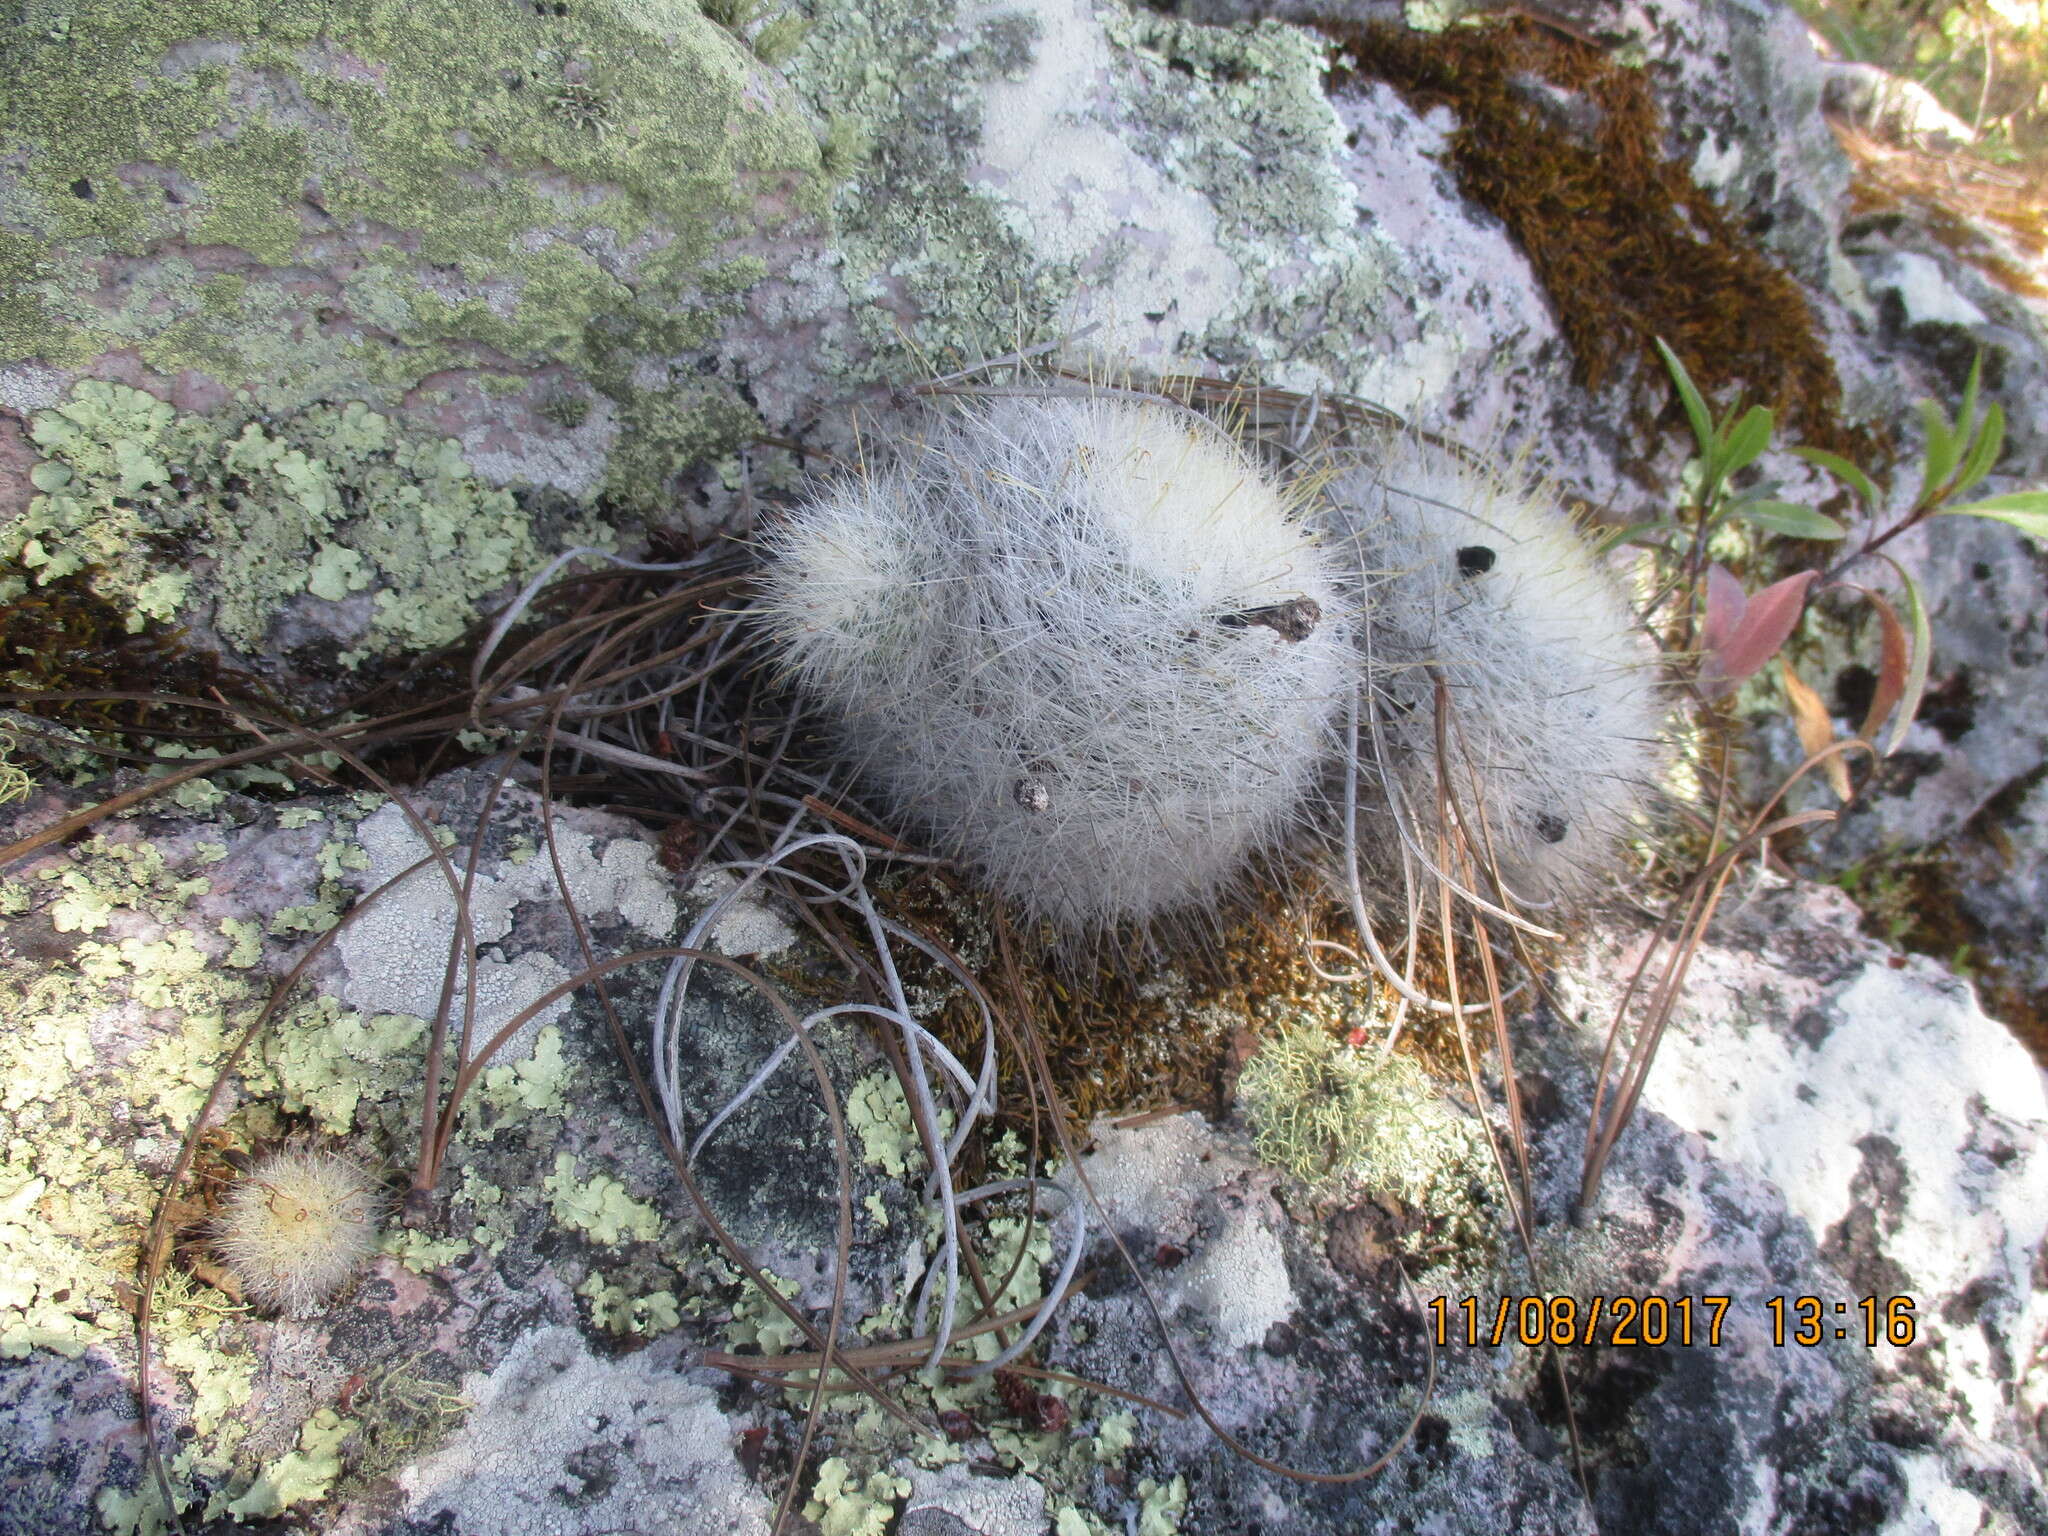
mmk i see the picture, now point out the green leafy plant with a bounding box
[1579,342,2042,1215]
[1636,341,2044,760]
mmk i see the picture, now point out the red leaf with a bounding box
[1711,570,1817,686]
[1860,591,1910,743]
[1701,564,1746,656]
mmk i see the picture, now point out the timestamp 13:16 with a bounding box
[1767,1295,1917,1347]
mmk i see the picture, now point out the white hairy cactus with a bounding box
[212,1144,382,1315]
[755,394,1351,932]
[1321,436,1663,908]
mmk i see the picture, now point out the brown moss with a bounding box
[0,560,256,741]
[1321,16,1861,453]
[0,558,487,789]
[872,860,1514,1139]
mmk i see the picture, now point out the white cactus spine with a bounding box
[754,394,1352,933]
[1319,435,1664,912]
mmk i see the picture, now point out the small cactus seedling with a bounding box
[1321,436,1664,910]
[213,1144,383,1315]
[755,394,1352,933]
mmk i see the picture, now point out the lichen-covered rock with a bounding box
[0,763,875,1532]
[3,755,2043,1534]
[0,0,829,682]
[6,0,2048,1531]
[944,883,2046,1535]
[772,0,1578,433]
[1548,878,2048,1533]
[384,1325,770,1536]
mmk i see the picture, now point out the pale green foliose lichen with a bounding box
[577,1273,683,1337]
[477,1024,575,1124]
[6,384,576,661]
[803,1456,913,1536]
[724,1266,804,1354]
[222,1409,356,1519]
[847,1068,926,1177]
[254,995,428,1136]
[542,1151,664,1245]
[1136,1474,1189,1536]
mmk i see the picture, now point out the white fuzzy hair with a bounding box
[755,395,1351,932]
[1321,436,1664,909]
[212,1145,382,1315]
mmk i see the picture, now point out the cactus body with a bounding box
[757,396,1351,932]
[1322,438,1662,907]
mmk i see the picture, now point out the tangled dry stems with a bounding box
[0,369,1746,1534]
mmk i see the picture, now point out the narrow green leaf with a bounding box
[1720,405,1774,474]
[1957,348,1984,451]
[1733,501,1847,539]
[1654,336,1713,455]
[1876,554,1933,759]
[1790,446,1881,512]
[1915,397,1960,508]
[1953,401,2005,499]
[1939,492,2048,544]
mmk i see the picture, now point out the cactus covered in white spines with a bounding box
[1321,437,1663,908]
[212,1145,382,1315]
[755,395,1351,932]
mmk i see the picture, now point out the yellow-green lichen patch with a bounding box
[34,831,209,930]
[722,1266,804,1355]
[847,1068,928,1177]
[1238,1019,1495,1261]
[476,1025,577,1126]
[577,1273,683,1338]
[0,1164,105,1359]
[1,0,826,503]
[218,918,263,968]
[1136,1474,1189,1536]
[221,1409,355,1519]
[253,995,428,1137]
[804,1456,913,1536]
[962,1213,1055,1366]
[542,1151,664,1246]
[6,385,586,662]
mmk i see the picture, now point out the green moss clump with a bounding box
[1324,17,1857,451]
[1238,1020,1493,1254]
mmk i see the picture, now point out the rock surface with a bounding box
[5,0,2048,1531]
[3,762,2044,1535]
[0,0,830,686]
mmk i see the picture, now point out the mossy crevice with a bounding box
[1323,16,1859,452]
